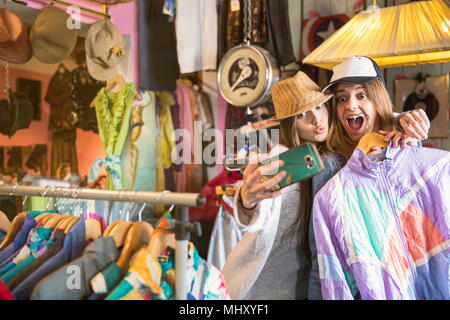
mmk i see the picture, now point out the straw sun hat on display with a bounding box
[85,19,126,81]
[29,6,78,64]
[0,8,32,64]
[270,71,332,121]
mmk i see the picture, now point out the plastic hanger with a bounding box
[0,210,11,233]
[357,132,388,154]
[108,220,133,248]
[0,211,27,249]
[115,221,153,273]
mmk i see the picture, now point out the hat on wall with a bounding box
[85,19,126,81]
[0,8,32,64]
[322,56,385,92]
[29,6,78,64]
[0,91,33,137]
[271,71,333,121]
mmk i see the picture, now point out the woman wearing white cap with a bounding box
[309,56,450,300]
[222,63,429,300]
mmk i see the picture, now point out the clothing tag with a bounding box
[231,0,240,12]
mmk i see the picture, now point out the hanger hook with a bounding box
[138,203,145,222]
[21,195,28,207]
[9,183,19,196]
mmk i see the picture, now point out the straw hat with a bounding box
[0,8,32,64]
[85,19,125,81]
[271,71,332,121]
[29,6,78,64]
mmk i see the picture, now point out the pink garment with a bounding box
[174,84,195,193]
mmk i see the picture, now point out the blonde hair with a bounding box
[326,79,400,160]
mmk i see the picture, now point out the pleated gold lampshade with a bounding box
[303,0,450,69]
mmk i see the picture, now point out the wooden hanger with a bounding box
[43,214,67,229]
[105,73,126,93]
[85,217,103,241]
[103,220,121,236]
[0,210,11,233]
[148,230,176,259]
[41,214,57,226]
[64,216,81,234]
[91,73,141,108]
[357,132,388,154]
[35,212,52,223]
[55,215,73,231]
[115,221,154,273]
[57,63,68,74]
[108,220,133,248]
[0,211,27,249]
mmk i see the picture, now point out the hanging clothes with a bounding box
[122,91,157,193]
[137,0,180,91]
[105,242,230,300]
[31,236,118,300]
[71,65,105,134]
[173,83,194,193]
[6,230,66,291]
[46,65,76,132]
[89,83,136,190]
[218,0,295,67]
[207,196,243,271]
[175,0,218,73]
[51,130,79,178]
[313,146,450,300]
[12,218,86,300]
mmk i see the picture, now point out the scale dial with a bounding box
[218,44,279,107]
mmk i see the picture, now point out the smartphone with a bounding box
[259,143,324,190]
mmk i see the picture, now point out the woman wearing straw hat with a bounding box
[222,67,429,300]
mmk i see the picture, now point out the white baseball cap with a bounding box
[322,56,385,92]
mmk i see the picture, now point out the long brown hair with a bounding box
[279,113,328,258]
[326,80,401,160]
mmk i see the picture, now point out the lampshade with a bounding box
[303,0,450,69]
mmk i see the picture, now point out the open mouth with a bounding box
[346,114,365,131]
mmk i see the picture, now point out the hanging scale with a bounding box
[217,0,280,111]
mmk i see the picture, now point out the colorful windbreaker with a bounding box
[312,146,450,300]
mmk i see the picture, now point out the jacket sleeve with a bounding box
[233,186,278,233]
[312,187,357,300]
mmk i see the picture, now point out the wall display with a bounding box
[218,44,279,107]
[16,78,42,120]
[394,74,449,138]
[301,13,351,59]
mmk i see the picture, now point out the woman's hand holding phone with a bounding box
[240,154,287,213]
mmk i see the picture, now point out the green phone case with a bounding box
[260,143,324,189]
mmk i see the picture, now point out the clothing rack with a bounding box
[48,0,111,19]
[0,184,206,300]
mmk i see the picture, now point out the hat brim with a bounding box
[271,93,333,121]
[86,55,120,82]
[0,31,32,64]
[321,76,383,93]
